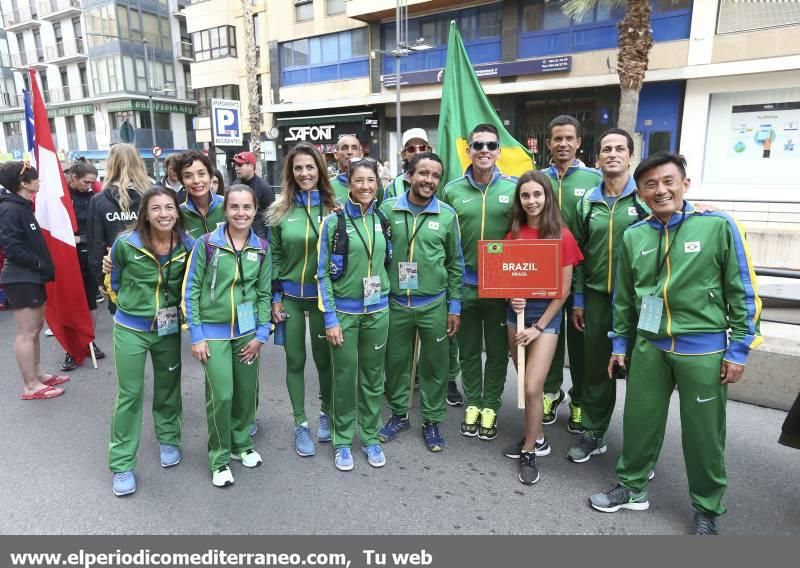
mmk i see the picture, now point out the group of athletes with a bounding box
[0,113,763,535]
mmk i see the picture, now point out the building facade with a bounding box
[0,0,197,177]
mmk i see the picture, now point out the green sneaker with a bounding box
[590,484,649,512]
[542,389,565,425]
[477,408,498,440]
[567,401,585,434]
[567,431,607,463]
[460,406,480,437]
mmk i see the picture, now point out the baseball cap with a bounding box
[233,151,257,165]
[402,128,429,148]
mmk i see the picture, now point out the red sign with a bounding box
[478,240,562,298]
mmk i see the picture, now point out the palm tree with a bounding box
[241,0,262,170]
[561,0,654,134]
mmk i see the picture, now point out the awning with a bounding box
[275,111,374,127]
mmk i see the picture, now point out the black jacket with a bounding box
[159,176,187,203]
[234,174,274,239]
[0,189,55,285]
[87,185,142,286]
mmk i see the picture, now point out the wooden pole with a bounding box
[88,341,98,370]
[517,311,525,410]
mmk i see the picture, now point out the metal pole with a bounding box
[142,40,159,179]
[395,0,402,174]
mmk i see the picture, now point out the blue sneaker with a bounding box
[112,470,136,496]
[294,423,315,457]
[363,444,386,468]
[379,414,410,443]
[159,444,180,467]
[335,447,354,471]
[317,412,331,443]
[422,422,445,452]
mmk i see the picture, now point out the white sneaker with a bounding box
[44,328,54,337]
[212,465,234,487]
[231,449,262,468]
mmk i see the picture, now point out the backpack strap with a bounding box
[329,210,348,281]
[581,197,594,245]
[374,207,393,271]
[632,195,648,220]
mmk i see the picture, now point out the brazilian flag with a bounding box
[437,21,534,187]
[487,242,503,254]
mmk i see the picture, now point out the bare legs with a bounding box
[13,305,50,394]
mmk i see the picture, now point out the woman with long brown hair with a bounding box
[502,170,583,485]
[267,143,339,457]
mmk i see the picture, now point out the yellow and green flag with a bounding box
[437,21,534,186]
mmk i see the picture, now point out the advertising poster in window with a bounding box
[729,101,799,161]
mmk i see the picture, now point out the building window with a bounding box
[40,73,50,103]
[717,0,799,34]
[78,63,90,98]
[280,28,369,86]
[49,118,58,149]
[85,114,98,150]
[296,0,313,22]
[59,67,69,100]
[91,55,123,94]
[252,13,261,65]
[327,0,344,16]
[192,26,237,62]
[195,84,240,117]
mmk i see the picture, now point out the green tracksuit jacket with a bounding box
[542,161,602,236]
[382,174,410,202]
[180,193,226,240]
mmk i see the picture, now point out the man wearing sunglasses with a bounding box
[440,124,517,441]
[233,151,274,239]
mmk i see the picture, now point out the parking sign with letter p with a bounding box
[211,99,242,146]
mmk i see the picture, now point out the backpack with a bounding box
[329,208,392,281]
[580,194,648,244]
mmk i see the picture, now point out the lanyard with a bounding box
[403,210,427,258]
[226,226,248,298]
[651,204,687,294]
[347,209,376,272]
[300,194,323,240]
[158,232,174,306]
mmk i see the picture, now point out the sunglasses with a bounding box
[18,161,32,177]
[404,144,429,154]
[233,154,253,163]
[470,141,500,151]
[349,157,377,164]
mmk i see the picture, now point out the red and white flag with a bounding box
[29,69,94,363]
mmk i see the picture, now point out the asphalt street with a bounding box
[0,307,797,535]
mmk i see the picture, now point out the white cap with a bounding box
[402,128,429,148]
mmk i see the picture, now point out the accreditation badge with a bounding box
[637,295,663,333]
[236,302,256,333]
[156,306,179,336]
[398,262,419,290]
[363,275,382,306]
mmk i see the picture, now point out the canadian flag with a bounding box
[29,69,94,363]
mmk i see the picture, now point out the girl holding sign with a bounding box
[107,186,195,496]
[267,143,339,458]
[502,171,583,485]
[183,185,272,488]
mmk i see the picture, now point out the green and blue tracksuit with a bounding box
[108,229,195,473]
[183,223,272,471]
[610,203,762,516]
[541,161,602,403]
[439,166,516,411]
[180,193,226,240]
[317,198,390,449]
[379,193,464,424]
[573,176,649,436]
[382,173,410,201]
[271,189,334,425]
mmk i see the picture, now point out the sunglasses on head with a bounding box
[470,141,499,152]
[349,157,377,164]
[404,144,429,154]
[18,161,32,177]
[233,154,252,163]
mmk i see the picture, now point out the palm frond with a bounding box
[560,0,629,22]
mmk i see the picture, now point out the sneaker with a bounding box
[460,406,480,437]
[294,424,315,457]
[249,422,258,437]
[422,422,445,452]
[363,444,386,467]
[503,437,551,459]
[112,470,136,496]
[96,292,104,303]
[335,447,354,471]
[649,469,655,481]
[60,353,78,372]
[231,449,262,468]
[542,389,566,425]
[518,451,540,485]
[379,414,410,443]
[159,443,180,467]
[317,412,331,442]
[89,341,106,360]
[567,432,607,463]
[446,381,464,406]
[212,465,234,487]
[693,511,719,535]
[589,484,649,513]
[567,401,585,434]
[477,408,498,440]
[44,328,54,337]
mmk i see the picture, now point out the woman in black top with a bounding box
[0,161,68,400]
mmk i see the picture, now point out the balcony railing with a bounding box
[176,41,194,62]
[2,6,41,29]
[10,48,47,68]
[38,0,81,19]
[45,38,87,61]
